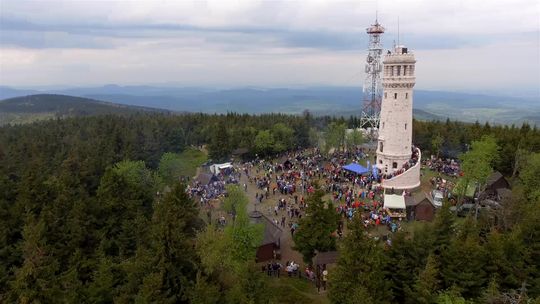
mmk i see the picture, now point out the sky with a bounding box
[0,0,539,94]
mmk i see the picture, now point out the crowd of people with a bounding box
[186,170,241,206]
[263,261,303,278]
[236,148,411,238]
[423,156,461,177]
[185,146,446,293]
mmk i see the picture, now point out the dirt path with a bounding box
[237,167,305,266]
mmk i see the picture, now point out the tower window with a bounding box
[384,92,387,99]
[392,162,398,169]
[397,65,401,76]
[406,93,408,99]
[394,93,397,99]
[403,65,407,75]
[379,160,383,164]
[405,123,407,130]
[379,142,384,153]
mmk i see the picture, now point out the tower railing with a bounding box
[380,147,422,189]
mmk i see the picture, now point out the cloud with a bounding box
[0,0,538,90]
[2,15,535,51]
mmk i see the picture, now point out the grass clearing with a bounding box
[267,276,330,304]
[177,147,208,178]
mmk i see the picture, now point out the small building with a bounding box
[476,171,511,204]
[383,194,407,218]
[195,172,219,185]
[209,162,233,175]
[405,192,436,221]
[232,148,249,160]
[255,215,283,263]
[313,251,340,291]
[313,251,340,267]
[484,171,510,195]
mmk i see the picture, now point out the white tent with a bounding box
[210,162,233,174]
[383,194,406,210]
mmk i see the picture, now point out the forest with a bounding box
[1,112,539,303]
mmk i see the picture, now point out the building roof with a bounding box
[313,251,340,265]
[195,173,217,185]
[210,162,233,174]
[260,215,283,246]
[405,192,434,207]
[486,171,509,190]
[232,148,249,155]
[384,194,406,209]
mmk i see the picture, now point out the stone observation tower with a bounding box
[376,44,421,189]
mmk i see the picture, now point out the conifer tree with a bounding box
[208,121,231,161]
[408,254,440,304]
[329,216,392,304]
[136,183,202,303]
[432,202,455,252]
[293,190,340,264]
[9,216,61,303]
[439,218,487,299]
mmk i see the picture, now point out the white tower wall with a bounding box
[377,46,416,176]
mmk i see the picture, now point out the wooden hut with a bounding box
[313,251,339,292]
[255,215,283,263]
[405,192,436,221]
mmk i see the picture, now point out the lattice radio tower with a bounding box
[360,17,385,134]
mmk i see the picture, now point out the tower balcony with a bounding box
[383,53,415,64]
[381,147,421,190]
[382,76,416,86]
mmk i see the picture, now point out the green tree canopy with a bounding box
[345,128,364,151]
[459,135,500,192]
[254,130,275,157]
[293,190,340,264]
[329,216,392,304]
[324,122,347,154]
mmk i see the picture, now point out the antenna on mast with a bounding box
[397,17,400,46]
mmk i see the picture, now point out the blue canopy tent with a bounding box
[342,163,369,175]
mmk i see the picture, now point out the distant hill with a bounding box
[79,87,538,125]
[0,94,169,125]
[1,85,538,125]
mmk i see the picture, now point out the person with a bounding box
[266,262,272,276]
[305,267,314,281]
[286,262,293,277]
[273,262,281,277]
[322,268,328,291]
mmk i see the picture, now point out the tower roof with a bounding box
[366,21,385,34]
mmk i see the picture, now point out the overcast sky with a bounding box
[0,0,539,93]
